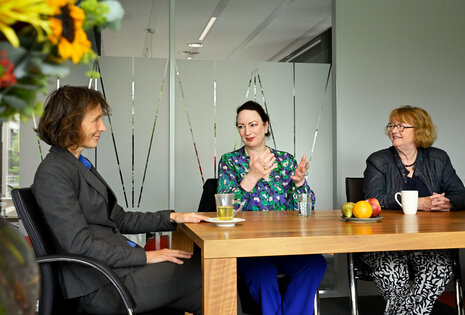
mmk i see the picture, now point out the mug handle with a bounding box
[394,192,402,208]
[232,199,244,217]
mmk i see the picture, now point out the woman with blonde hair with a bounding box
[362,105,465,314]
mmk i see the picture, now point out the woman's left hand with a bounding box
[170,212,208,223]
[419,193,451,211]
[291,155,309,187]
[430,193,452,211]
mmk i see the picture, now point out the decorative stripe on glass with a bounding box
[243,68,276,149]
[32,113,43,161]
[175,62,205,185]
[213,61,217,178]
[131,58,135,207]
[308,64,332,165]
[96,60,129,208]
[137,60,168,207]
[255,71,276,149]
[293,63,296,157]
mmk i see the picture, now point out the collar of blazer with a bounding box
[50,146,111,207]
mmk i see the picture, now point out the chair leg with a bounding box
[452,250,464,315]
[347,253,359,315]
[313,289,320,315]
[455,277,464,315]
[454,267,465,315]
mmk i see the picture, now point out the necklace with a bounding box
[404,161,416,167]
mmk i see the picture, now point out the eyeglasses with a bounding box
[385,123,415,132]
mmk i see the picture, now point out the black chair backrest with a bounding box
[345,177,364,202]
[11,188,64,315]
[198,178,218,212]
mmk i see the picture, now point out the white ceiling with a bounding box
[100,0,332,61]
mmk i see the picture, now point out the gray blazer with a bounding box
[32,146,176,299]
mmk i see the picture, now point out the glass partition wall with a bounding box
[19,1,339,300]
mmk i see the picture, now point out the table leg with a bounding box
[171,227,194,252]
[203,257,237,315]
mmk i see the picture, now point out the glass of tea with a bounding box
[214,193,243,220]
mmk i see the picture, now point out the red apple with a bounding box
[366,198,381,217]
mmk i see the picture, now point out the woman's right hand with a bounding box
[249,150,277,180]
[241,150,277,191]
[146,249,193,264]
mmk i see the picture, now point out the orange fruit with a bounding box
[352,200,373,218]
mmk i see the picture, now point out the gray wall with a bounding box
[335,0,465,206]
[333,0,465,297]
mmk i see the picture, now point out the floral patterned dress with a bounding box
[217,146,315,211]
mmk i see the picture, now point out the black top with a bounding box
[403,175,429,198]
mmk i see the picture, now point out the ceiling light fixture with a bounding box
[198,17,217,41]
[188,42,204,48]
[186,56,193,60]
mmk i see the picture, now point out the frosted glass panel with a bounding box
[96,57,169,211]
[20,57,333,213]
[295,63,333,210]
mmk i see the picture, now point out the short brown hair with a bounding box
[37,86,110,149]
[388,105,437,148]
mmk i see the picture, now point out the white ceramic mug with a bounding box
[395,190,418,215]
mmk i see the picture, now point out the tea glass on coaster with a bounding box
[298,193,312,217]
[214,193,243,220]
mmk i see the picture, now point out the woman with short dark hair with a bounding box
[362,105,465,315]
[33,85,207,314]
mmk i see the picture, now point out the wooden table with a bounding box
[173,210,465,315]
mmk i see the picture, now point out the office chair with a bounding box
[345,177,464,315]
[197,178,320,315]
[12,188,181,315]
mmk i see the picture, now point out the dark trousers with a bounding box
[79,253,202,314]
[237,254,326,315]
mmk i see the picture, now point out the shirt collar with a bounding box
[79,154,91,169]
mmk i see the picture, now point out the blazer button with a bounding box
[112,228,118,233]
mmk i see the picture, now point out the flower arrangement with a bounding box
[0,0,124,121]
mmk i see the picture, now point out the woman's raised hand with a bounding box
[146,249,193,264]
[248,150,277,181]
[291,155,309,187]
[240,150,277,192]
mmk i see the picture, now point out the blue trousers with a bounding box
[237,254,326,315]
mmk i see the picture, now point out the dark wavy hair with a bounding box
[236,101,271,136]
[36,86,110,149]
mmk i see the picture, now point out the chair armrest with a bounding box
[36,254,135,315]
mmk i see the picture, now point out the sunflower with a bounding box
[48,0,92,64]
[0,0,54,47]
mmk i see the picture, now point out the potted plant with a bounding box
[0,1,124,313]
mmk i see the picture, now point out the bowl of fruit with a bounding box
[341,198,382,223]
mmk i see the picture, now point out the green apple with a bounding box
[341,202,355,218]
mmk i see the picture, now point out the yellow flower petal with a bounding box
[0,23,20,47]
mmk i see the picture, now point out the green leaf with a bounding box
[2,95,28,110]
[40,62,70,77]
[102,0,125,30]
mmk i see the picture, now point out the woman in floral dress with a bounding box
[217,101,326,315]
